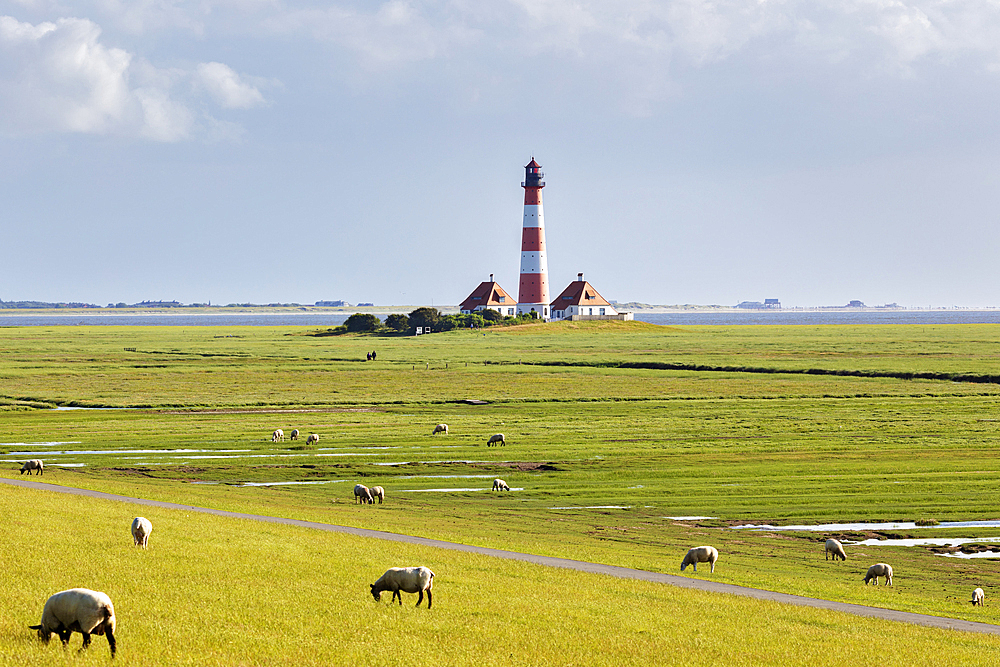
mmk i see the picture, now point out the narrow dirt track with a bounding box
[5,476,999,636]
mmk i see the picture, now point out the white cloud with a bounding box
[0,14,270,141]
[194,62,266,109]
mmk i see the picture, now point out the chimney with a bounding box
[490,274,494,283]
[578,272,584,282]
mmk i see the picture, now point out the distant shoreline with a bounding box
[0,305,998,318]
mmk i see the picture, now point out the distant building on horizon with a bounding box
[315,300,350,307]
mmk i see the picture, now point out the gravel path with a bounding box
[5,476,999,636]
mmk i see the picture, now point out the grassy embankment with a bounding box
[2,484,998,667]
[2,322,1000,661]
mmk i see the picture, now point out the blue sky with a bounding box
[2,1,1000,307]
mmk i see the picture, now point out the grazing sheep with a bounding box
[972,587,985,606]
[433,424,448,435]
[487,433,505,447]
[290,429,300,441]
[20,459,43,476]
[681,546,719,573]
[354,484,373,504]
[371,486,385,504]
[306,433,319,445]
[130,517,152,549]
[864,563,893,586]
[271,429,284,442]
[825,538,847,561]
[370,566,435,608]
[492,478,509,491]
[29,588,116,658]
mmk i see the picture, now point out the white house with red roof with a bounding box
[459,275,517,316]
[550,273,632,321]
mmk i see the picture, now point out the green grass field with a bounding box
[3,321,1000,663]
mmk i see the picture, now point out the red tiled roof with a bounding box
[459,281,516,312]
[525,158,541,169]
[549,280,611,308]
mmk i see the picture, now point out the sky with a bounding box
[2,1,1000,308]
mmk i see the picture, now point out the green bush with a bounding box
[384,313,409,331]
[344,313,382,332]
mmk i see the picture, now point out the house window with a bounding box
[600,308,605,315]
[588,308,593,315]
[498,296,505,303]
[508,308,514,315]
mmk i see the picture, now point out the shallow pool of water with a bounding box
[848,536,1000,547]
[733,520,1000,532]
[1,441,80,448]
[238,479,349,487]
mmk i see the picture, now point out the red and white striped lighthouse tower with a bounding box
[517,158,550,320]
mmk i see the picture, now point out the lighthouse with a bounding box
[517,158,550,320]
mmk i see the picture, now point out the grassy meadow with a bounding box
[2,321,1000,662]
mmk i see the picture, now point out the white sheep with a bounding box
[972,587,985,606]
[306,433,319,445]
[433,424,448,435]
[354,484,373,504]
[864,563,893,586]
[370,566,435,608]
[131,517,152,549]
[681,546,719,573]
[487,433,505,447]
[825,538,846,561]
[271,429,284,442]
[492,478,509,491]
[371,486,385,504]
[290,429,300,441]
[29,588,117,657]
[20,459,43,476]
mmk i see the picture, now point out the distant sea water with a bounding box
[1,310,1000,326]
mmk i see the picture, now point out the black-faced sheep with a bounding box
[681,546,719,573]
[290,429,299,441]
[271,429,284,442]
[492,478,509,491]
[864,563,893,586]
[825,538,846,561]
[972,587,985,606]
[371,486,385,504]
[20,459,43,475]
[354,484,373,504]
[306,433,319,445]
[370,566,434,608]
[433,424,448,435]
[29,588,116,657]
[131,517,152,549]
[487,433,505,447]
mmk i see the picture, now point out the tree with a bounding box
[384,313,409,332]
[408,307,441,333]
[480,309,503,324]
[344,313,381,332]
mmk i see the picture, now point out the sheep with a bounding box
[864,563,893,586]
[306,433,319,445]
[433,424,448,435]
[29,588,116,658]
[825,538,847,561]
[271,429,284,442]
[972,587,985,606]
[487,433,505,447]
[290,429,300,441]
[20,459,43,476]
[131,517,152,549]
[492,478,509,491]
[354,484,373,504]
[370,566,435,608]
[371,486,385,504]
[680,546,719,573]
